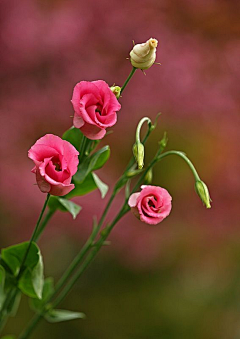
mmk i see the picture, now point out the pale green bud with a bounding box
[110,85,121,99]
[144,168,153,184]
[126,169,143,178]
[195,180,211,209]
[133,142,144,169]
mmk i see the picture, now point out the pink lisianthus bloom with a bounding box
[71,80,121,140]
[128,185,172,225]
[28,134,79,196]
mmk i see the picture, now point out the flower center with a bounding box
[148,200,155,208]
[52,157,62,171]
[95,105,102,116]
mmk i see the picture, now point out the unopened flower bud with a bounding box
[144,169,153,184]
[195,180,211,209]
[110,85,121,99]
[130,38,158,70]
[133,142,144,169]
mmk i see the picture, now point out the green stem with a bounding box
[19,194,50,275]
[79,136,88,163]
[51,204,129,309]
[44,143,164,311]
[33,209,54,242]
[17,193,119,339]
[0,194,50,333]
[120,67,136,95]
[135,117,151,144]
[157,151,200,181]
[18,313,41,339]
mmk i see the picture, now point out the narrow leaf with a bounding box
[45,309,85,323]
[92,173,109,199]
[48,197,82,219]
[58,199,82,219]
[30,277,54,311]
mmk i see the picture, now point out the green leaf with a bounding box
[2,242,44,299]
[62,127,83,150]
[1,335,16,339]
[74,145,110,183]
[1,242,39,276]
[30,277,54,311]
[58,199,82,219]
[66,173,97,198]
[45,309,85,323]
[92,173,109,199]
[18,249,44,299]
[0,265,5,309]
[48,197,82,219]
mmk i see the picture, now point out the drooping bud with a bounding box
[195,180,212,209]
[130,38,158,70]
[110,85,121,99]
[133,142,144,169]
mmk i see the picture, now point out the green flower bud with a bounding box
[110,85,121,99]
[144,168,153,184]
[195,180,211,209]
[126,169,143,178]
[133,142,144,169]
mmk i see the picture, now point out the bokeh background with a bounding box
[0,0,240,338]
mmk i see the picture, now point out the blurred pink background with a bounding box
[0,0,240,338]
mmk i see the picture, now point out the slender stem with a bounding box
[120,67,136,95]
[0,194,50,333]
[157,151,201,181]
[79,136,87,163]
[51,204,129,309]
[45,145,163,310]
[19,313,41,339]
[33,209,54,242]
[17,193,120,339]
[19,194,50,275]
[135,117,151,143]
[0,288,18,332]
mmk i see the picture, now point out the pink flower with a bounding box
[28,134,79,196]
[71,80,121,140]
[128,185,172,225]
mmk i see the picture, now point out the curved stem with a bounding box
[135,117,151,144]
[120,67,136,95]
[157,151,200,181]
